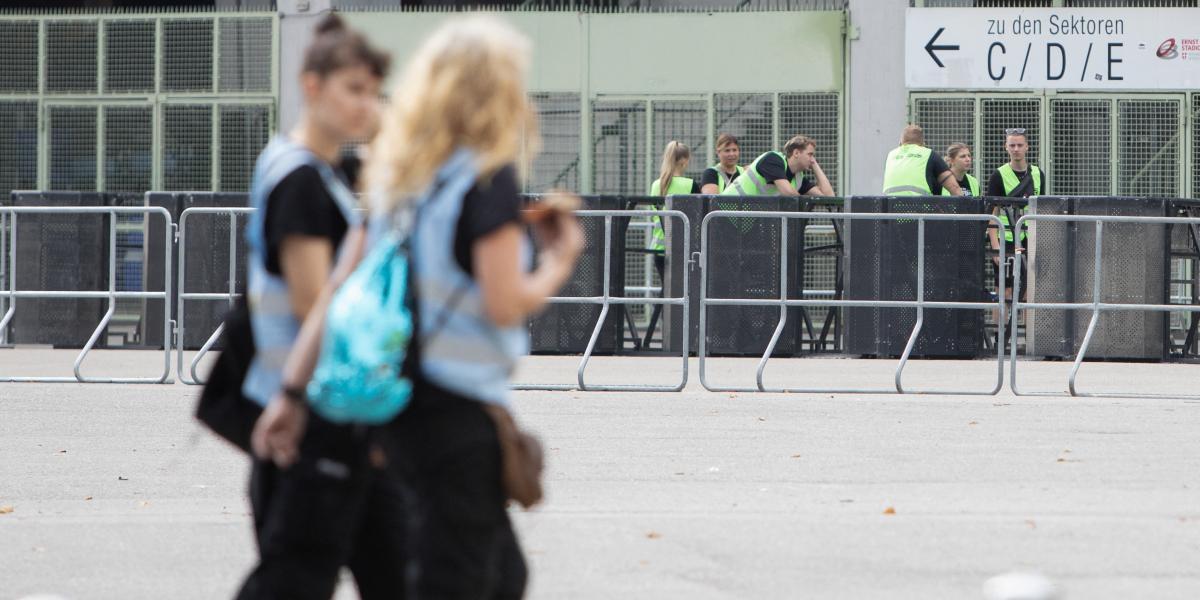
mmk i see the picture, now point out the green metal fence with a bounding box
[0,12,278,200]
[910,92,1196,198]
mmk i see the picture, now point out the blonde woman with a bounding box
[253,15,584,599]
[647,139,698,256]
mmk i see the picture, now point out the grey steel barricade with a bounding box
[176,207,254,385]
[699,210,1007,395]
[0,206,174,383]
[1009,213,1200,398]
[513,209,690,392]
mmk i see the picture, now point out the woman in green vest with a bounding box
[700,133,745,194]
[942,143,980,197]
[647,140,700,251]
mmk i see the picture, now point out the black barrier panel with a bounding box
[10,191,107,347]
[527,195,624,354]
[145,192,248,350]
[845,197,985,358]
[702,195,803,357]
[1025,197,1167,360]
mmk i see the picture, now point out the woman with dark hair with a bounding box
[255,15,584,599]
[235,14,401,600]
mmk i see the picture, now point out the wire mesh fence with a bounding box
[527,92,581,193]
[1050,98,1109,196]
[1118,99,1182,198]
[219,104,272,192]
[105,20,155,94]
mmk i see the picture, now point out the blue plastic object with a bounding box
[307,232,413,424]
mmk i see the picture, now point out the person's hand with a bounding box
[810,157,820,171]
[251,395,308,468]
[533,200,585,264]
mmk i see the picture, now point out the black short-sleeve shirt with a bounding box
[755,153,816,195]
[700,167,741,191]
[925,152,952,196]
[263,165,350,276]
[454,165,524,276]
[986,167,1047,197]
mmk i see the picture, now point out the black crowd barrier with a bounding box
[6,192,108,347]
[844,196,985,358]
[145,192,248,350]
[4,191,1198,362]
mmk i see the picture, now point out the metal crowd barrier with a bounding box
[1010,213,1200,398]
[0,206,174,383]
[513,209,691,392]
[176,207,253,385]
[699,210,1008,395]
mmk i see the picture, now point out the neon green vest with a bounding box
[941,173,980,197]
[998,163,1041,242]
[647,176,692,251]
[708,164,745,194]
[882,144,933,196]
[720,152,799,196]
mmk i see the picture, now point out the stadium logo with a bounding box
[1156,38,1178,59]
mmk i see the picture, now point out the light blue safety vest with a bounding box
[241,137,359,406]
[393,149,530,407]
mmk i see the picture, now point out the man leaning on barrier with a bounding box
[881,124,962,197]
[720,135,833,197]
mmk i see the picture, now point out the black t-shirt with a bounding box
[955,174,974,196]
[700,166,741,190]
[263,165,350,276]
[755,153,816,195]
[986,166,1047,197]
[925,152,952,196]
[454,164,524,276]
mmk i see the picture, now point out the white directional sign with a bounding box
[906,8,1200,90]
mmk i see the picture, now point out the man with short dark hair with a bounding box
[986,128,1046,289]
[721,135,833,197]
[986,128,1047,346]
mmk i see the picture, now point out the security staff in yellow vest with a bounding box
[985,128,1045,305]
[648,140,701,251]
[882,124,963,196]
[645,140,698,346]
[720,135,833,197]
[942,143,980,197]
[700,133,745,195]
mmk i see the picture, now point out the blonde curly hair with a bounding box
[365,15,539,212]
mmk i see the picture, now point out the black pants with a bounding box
[236,413,409,600]
[391,385,528,600]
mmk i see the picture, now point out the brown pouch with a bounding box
[482,404,545,509]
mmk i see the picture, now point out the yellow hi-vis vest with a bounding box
[998,163,1041,242]
[941,173,981,197]
[882,144,933,196]
[720,152,798,196]
[708,164,745,194]
[647,176,692,251]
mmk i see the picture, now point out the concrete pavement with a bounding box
[1,351,1198,599]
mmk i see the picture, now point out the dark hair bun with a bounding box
[314,14,346,36]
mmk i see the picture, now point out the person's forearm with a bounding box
[279,283,337,391]
[700,183,719,195]
[506,252,577,323]
[812,165,833,196]
[774,179,800,197]
[988,209,1001,251]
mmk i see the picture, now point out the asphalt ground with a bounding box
[2,351,1199,599]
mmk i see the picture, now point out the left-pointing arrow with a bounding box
[924,27,960,68]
